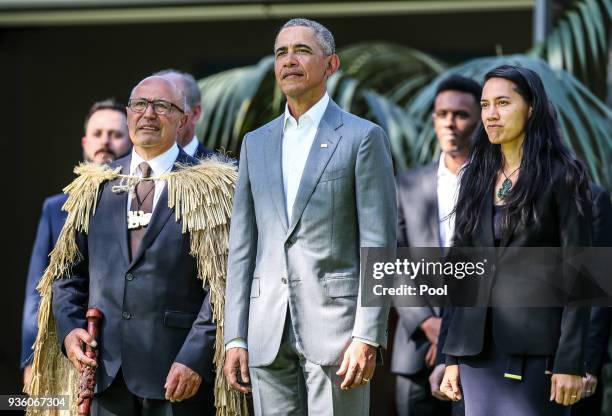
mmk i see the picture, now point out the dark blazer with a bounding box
[392,162,442,375]
[21,193,68,368]
[584,184,612,375]
[52,149,216,400]
[443,164,592,375]
[194,141,213,159]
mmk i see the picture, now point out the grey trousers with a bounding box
[249,312,370,416]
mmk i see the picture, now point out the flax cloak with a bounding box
[25,158,248,416]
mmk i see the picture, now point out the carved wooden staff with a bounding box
[78,308,103,416]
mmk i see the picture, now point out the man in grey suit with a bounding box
[223,18,396,415]
[392,76,481,416]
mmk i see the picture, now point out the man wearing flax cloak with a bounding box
[26,76,246,416]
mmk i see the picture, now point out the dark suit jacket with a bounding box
[443,163,592,375]
[585,184,612,375]
[194,141,213,159]
[21,193,68,368]
[52,149,216,399]
[392,162,443,376]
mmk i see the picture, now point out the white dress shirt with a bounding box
[436,153,463,248]
[127,143,179,215]
[282,93,330,222]
[182,135,199,157]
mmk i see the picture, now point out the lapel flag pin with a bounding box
[320,143,328,148]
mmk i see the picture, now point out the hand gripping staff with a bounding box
[77,308,103,416]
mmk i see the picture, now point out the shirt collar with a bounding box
[437,152,466,179]
[130,143,179,177]
[283,92,330,132]
[182,135,199,157]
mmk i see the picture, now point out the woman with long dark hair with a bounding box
[440,65,592,415]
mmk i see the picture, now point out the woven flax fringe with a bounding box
[26,158,248,416]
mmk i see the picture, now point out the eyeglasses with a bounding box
[127,98,185,115]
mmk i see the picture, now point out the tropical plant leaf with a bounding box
[361,90,422,169]
[336,42,446,106]
[559,20,575,73]
[529,0,610,96]
[566,11,587,72]
[197,57,276,156]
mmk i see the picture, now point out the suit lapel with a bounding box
[109,157,131,266]
[499,209,517,249]
[129,150,189,267]
[422,163,440,246]
[475,192,495,247]
[264,116,289,232]
[288,102,342,237]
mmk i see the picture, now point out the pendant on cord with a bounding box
[497,178,513,201]
[497,166,520,201]
[128,210,152,229]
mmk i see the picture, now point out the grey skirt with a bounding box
[458,339,571,416]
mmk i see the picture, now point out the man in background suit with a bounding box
[20,99,131,385]
[154,69,213,158]
[392,76,481,416]
[223,18,396,415]
[53,76,217,415]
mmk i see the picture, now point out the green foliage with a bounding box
[529,0,611,97]
[196,57,277,158]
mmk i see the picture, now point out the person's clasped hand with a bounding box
[550,374,583,406]
[429,363,450,401]
[582,373,597,398]
[441,364,462,401]
[420,316,441,344]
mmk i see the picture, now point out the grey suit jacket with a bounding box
[392,162,441,375]
[224,99,396,367]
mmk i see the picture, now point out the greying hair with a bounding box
[152,69,201,109]
[276,18,336,55]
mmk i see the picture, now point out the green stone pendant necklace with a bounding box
[497,167,520,201]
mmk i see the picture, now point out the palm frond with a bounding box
[197,57,276,157]
[528,0,610,96]
[334,42,446,106]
